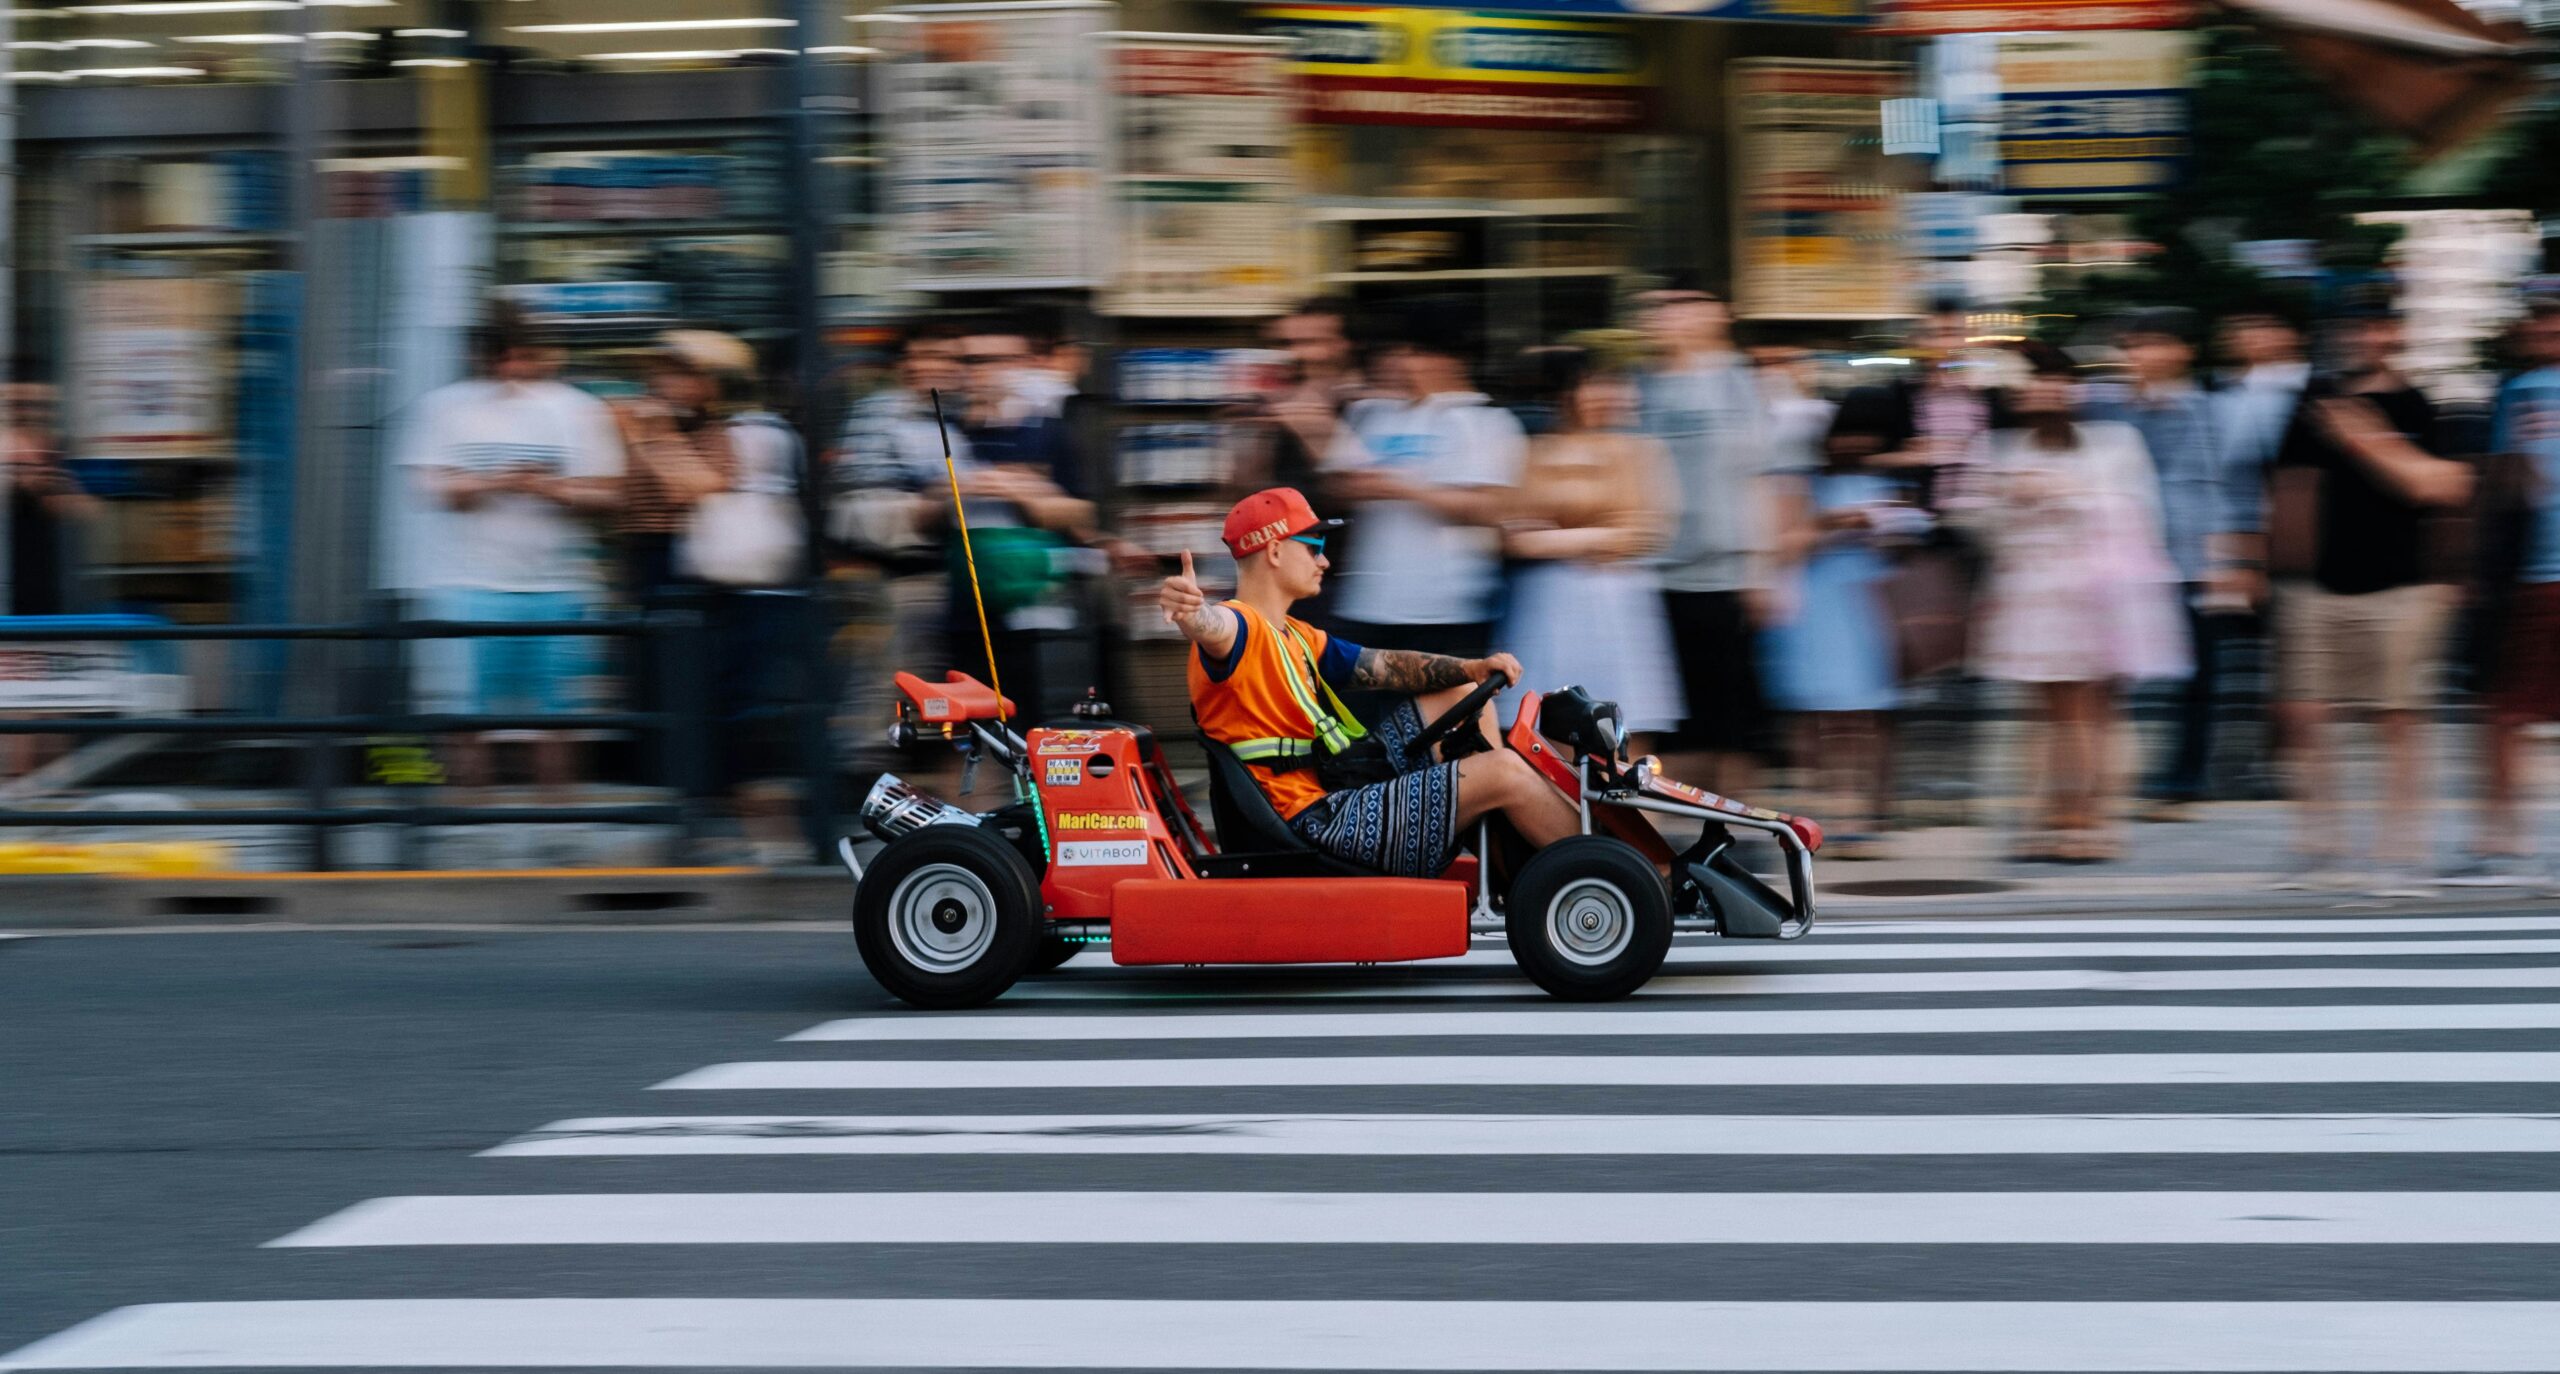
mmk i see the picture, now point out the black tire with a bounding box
[1026,933,1083,973]
[853,824,1043,1009]
[1503,835,1673,1001]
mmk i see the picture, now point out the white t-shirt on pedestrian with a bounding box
[1328,390,1525,627]
[398,378,626,594]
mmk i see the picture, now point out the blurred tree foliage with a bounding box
[2034,24,2412,343]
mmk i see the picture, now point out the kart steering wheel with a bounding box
[1404,667,1511,761]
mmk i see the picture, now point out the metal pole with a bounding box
[786,0,837,861]
[1,7,16,618]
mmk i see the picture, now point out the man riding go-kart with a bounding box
[1161,487,1583,882]
[842,482,1819,1009]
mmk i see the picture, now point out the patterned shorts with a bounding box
[1289,698,1464,879]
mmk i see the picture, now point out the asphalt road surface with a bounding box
[8,912,2560,1371]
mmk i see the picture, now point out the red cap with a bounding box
[1221,487,1341,556]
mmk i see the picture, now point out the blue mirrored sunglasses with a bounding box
[1288,533,1329,554]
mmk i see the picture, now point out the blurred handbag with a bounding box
[1876,548,1972,681]
[682,419,806,588]
[683,492,803,587]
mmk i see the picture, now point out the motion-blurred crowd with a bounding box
[827,286,2560,889]
[11,284,2557,880]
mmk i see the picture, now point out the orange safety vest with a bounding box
[1187,600,1367,820]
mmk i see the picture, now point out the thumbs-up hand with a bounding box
[1159,549,1207,629]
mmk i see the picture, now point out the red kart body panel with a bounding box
[1024,723,1199,918]
[1110,877,1469,965]
[895,671,1016,726]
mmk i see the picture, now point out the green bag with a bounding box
[955,525,1066,616]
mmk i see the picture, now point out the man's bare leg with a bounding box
[1453,748,1579,848]
[2280,698,2340,861]
[2375,708,2427,869]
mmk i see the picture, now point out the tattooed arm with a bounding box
[1351,648,1519,694]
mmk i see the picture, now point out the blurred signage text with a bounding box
[881,1,1111,291]
[1731,58,1909,319]
[1105,37,1303,316]
[1255,7,1656,130]
[1880,0,2194,32]
[1994,30,2192,198]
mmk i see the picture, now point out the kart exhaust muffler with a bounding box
[860,773,978,843]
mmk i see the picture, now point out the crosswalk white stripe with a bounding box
[1816,916,2560,936]
[12,1298,2560,1370]
[656,1052,2560,1091]
[267,1190,2560,1248]
[1003,964,2560,1000]
[786,1002,2560,1043]
[480,1112,2560,1157]
[1606,938,2560,963]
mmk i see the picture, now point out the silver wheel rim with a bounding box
[887,863,998,974]
[1548,876,1633,966]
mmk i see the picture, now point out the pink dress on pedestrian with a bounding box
[1970,421,2191,684]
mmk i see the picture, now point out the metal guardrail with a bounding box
[0,614,713,869]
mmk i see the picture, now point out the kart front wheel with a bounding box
[853,824,1042,1009]
[1504,835,1672,1001]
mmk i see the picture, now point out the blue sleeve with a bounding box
[1197,608,1248,683]
[2491,382,2520,455]
[1318,634,1363,693]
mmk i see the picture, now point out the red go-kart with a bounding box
[841,668,1820,1008]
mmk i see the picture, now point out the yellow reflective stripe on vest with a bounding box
[1230,737,1315,765]
[1271,621,1364,755]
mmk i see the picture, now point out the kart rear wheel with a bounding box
[1504,835,1672,1001]
[854,824,1042,1009]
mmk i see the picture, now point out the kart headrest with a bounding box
[896,671,1016,725]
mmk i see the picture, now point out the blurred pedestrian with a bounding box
[1235,299,1365,627]
[3,380,96,618]
[829,322,969,783]
[3,378,99,782]
[1497,345,1681,740]
[2091,310,2255,818]
[2452,299,2560,890]
[400,305,624,789]
[1323,302,1523,690]
[1014,315,1089,422]
[1639,282,1777,795]
[1829,303,2002,512]
[960,322,1084,498]
[1763,390,1920,861]
[2216,311,2312,477]
[614,330,813,860]
[2267,306,2473,895]
[1969,344,2188,862]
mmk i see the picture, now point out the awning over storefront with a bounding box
[2210,0,2536,155]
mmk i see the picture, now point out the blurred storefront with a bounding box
[4,0,1891,673]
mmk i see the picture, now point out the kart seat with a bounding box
[1197,735,1369,878]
